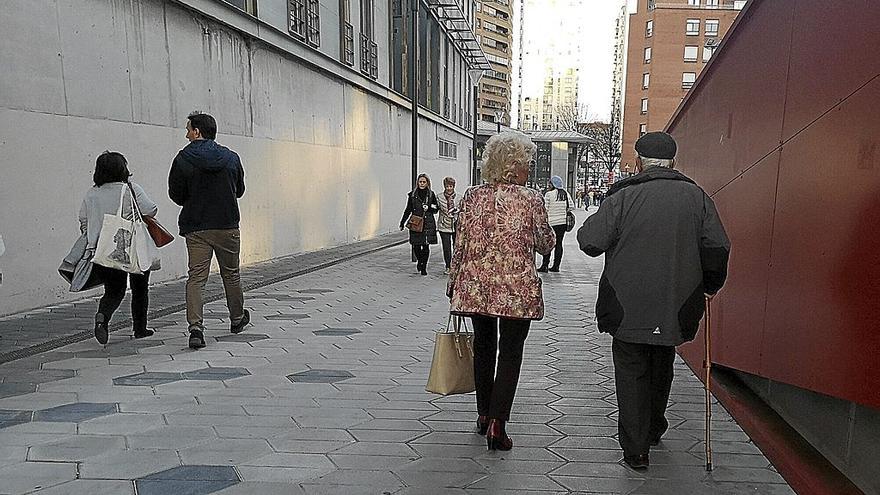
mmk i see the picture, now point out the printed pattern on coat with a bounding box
[448,184,556,320]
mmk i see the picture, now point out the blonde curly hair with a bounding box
[481,131,536,184]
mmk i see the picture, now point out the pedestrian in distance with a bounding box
[538,175,573,273]
[447,131,556,451]
[80,152,159,344]
[437,177,460,274]
[577,131,730,471]
[399,174,439,276]
[169,112,249,350]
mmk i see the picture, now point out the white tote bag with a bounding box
[128,184,161,272]
[93,185,142,274]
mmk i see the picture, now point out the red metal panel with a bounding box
[761,76,880,408]
[669,0,793,194]
[671,0,880,409]
[679,151,779,375]
[782,0,880,140]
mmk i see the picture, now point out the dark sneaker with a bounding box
[621,454,649,470]
[230,309,251,334]
[549,266,560,272]
[94,313,109,345]
[133,328,154,339]
[537,266,549,273]
[188,328,206,349]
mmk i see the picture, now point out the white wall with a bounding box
[0,0,471,315]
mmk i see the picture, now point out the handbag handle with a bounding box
[445,314,474,358]
[127,183,145,223]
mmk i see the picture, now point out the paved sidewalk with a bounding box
[0,210,794,494]
[0,234,407,363]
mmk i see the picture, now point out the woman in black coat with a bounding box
[399,174,439,275]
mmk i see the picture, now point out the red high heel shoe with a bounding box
[477,415,489,435]
[486,419,513,451]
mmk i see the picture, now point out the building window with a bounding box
[688,0,699,5]
[360,0,377,78]
[220,0,257,15]
[644,47,652,63]
[703,45,715,62]
[682,72,697,89]
[705,19,720,36]
[339,0,354,66]
[642,73,650,89]
[640,98,648,114]
[706,0,719,7]
[684,45,699,62]
[639,123,647,136]
[645,20,653,38]
[439,139,458,159]
[686,19,700,36]
[289,0,320,47]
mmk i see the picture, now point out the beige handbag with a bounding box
[426,315,475,395]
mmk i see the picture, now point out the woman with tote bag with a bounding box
[447,132,556,451]
[79,151,160,344]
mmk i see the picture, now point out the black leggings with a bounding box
[412,244,430,268]
[541,225,568,269]
[93,265,150,329]
[471,315,531,421]
[439,232,455,268]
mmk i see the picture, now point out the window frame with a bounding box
[686,18,700,36]
[642,72,650,89]
[639,123,647,136]
[640,98,648,114]
[645,20,653,38]
[644,46,652,64]
[705,19,720,36]
[682,72,697,89]
[684,45,699,62]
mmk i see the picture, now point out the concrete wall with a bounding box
[0,0,472,315]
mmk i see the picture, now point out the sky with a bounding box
[512,0,630,123]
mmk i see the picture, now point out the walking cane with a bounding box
[704,295,714,472]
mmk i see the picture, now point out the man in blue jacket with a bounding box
[169,112,249,349]
[578,132,730,470]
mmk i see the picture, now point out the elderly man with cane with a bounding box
[577,132,730,471]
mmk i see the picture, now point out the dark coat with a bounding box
[168,139,245,235]
[400,190,439,245]
[577,167,730,346]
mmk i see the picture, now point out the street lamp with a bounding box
[468,69,484,186]
[494,109,504,134]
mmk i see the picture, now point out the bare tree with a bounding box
[577,118,622,194]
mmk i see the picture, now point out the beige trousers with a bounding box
[185,229,244,329]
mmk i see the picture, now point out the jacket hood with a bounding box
[608,167,696,196]
[179,139,235,173]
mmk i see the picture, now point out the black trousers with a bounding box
[540,225,568,269]
[439,232,455,269]
[93,265,151,330]
[412,244,430,269]
[612,338,676,457]
[471,315,531,421]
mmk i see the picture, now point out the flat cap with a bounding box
[635,132,677,160]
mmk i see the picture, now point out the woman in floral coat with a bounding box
[447,132,556,451]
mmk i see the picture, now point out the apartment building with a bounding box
[621,0,745,171]
[476,0,514,125]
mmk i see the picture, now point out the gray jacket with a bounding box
[79,182,158,249]
[577,167,730,346]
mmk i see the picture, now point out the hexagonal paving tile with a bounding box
[287,369,355,384]
[74,340,164,359]
[33,402,118,423]
[113,372,183,387]
[0,382,37,399]
[181,367,251,381]
[313,328,361,337]
[135,465,239,495]
[0,409,33,429]
[263,313,311,321]
[214,333,269,343]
